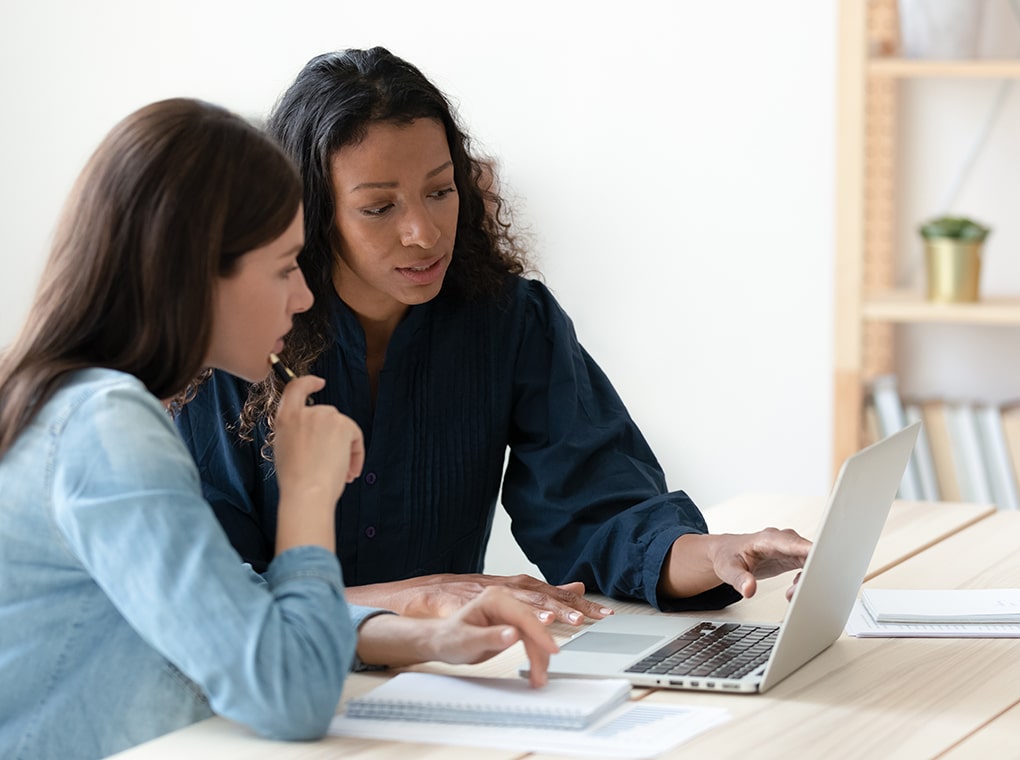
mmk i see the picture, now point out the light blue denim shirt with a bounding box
[0,368,379,760]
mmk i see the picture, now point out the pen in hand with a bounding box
[269,353,315,406]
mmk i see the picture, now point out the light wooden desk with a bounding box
[110,496,997,760]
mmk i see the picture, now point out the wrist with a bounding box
[275,494,336,554]
[356,614,436,667]
[658,533,719,599]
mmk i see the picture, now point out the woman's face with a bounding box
[329,118,459,322]
[206,205,313,381]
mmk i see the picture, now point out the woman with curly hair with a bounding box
[176,47,810,624]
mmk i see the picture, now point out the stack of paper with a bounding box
[846,588,1020,638]
[863,588,1020,623]
[345,672,631,730]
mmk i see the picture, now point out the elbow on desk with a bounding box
[211,642,354,742]
[235,679,344,742]
[204,563,358,741]
[253,710,335,743]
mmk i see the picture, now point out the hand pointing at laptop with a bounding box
[657,529,812,604]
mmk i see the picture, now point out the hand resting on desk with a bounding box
[344,574,612,625]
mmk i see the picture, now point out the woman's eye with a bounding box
[429,186,457,200]
[362,203,394,217]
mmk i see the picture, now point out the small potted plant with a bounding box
[918,215,991,302]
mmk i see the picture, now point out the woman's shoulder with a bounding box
[179,369,250,416]
[505,276,576,334]
[46,368,172,441]
[517,275,565,310]
[432,277,580,353]
[51,368,157,414]
[49,369,200,489]
[440,274,564,320]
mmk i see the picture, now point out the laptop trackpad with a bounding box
[561,632,663,655]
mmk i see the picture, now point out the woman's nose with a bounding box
[291,267,314,314]
[400,204,441,249]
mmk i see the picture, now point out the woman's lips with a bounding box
[396,255,446,285]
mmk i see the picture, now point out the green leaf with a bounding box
[918,216,990,242]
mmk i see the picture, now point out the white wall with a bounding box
[0,1,838,577]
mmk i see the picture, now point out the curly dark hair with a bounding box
[237,47,532,445]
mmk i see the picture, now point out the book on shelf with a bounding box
[1001,402,1020,499]
[944,402,993,506]
[974,403,1020,510]
[918,399,962,502]
[862,399,881,447]
[869,375,923,500]
[344,672,632,730]
[904,401,940,502]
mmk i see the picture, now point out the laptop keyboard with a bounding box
[624,622,779,680]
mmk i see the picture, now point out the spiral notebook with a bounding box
[345,672,631,730]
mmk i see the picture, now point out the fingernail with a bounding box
[568,611,582,624]
[600,607,614,616]
[537,611,553,622]
[501,627,516,643]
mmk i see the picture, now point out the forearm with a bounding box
[343,576,467,617]
[656,534,727,599]
[342,579,418,616]
[516,488,711,606]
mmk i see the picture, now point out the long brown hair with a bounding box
[236,47,532,443]
[0,98,301,457]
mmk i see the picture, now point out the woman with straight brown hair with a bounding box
[0,97,555,760]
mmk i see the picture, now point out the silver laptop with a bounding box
[523,422,920,694]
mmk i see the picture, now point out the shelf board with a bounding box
[863,290,1020,325]
[868,58,1020,78]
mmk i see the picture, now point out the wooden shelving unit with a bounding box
[833,0,1020,476]
[869,59,1020,78]
[862,292,1020,325]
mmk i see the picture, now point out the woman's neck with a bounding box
[332,265,414,400]
[358,312,403,403]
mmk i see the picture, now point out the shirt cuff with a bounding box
[264,544,344,593]
[658,582,744,612]
[348,605,397,672]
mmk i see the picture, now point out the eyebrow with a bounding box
[349,161,454,193]
[277,244,304,259]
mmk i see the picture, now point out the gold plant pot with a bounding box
[924,238,982,302]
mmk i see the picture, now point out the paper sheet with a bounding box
[330,700,731,759]
[845,598,1020,638]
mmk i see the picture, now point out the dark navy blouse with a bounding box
[175,277,740,611]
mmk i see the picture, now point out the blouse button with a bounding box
[365,526,377,539]
[365,472,378,485]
